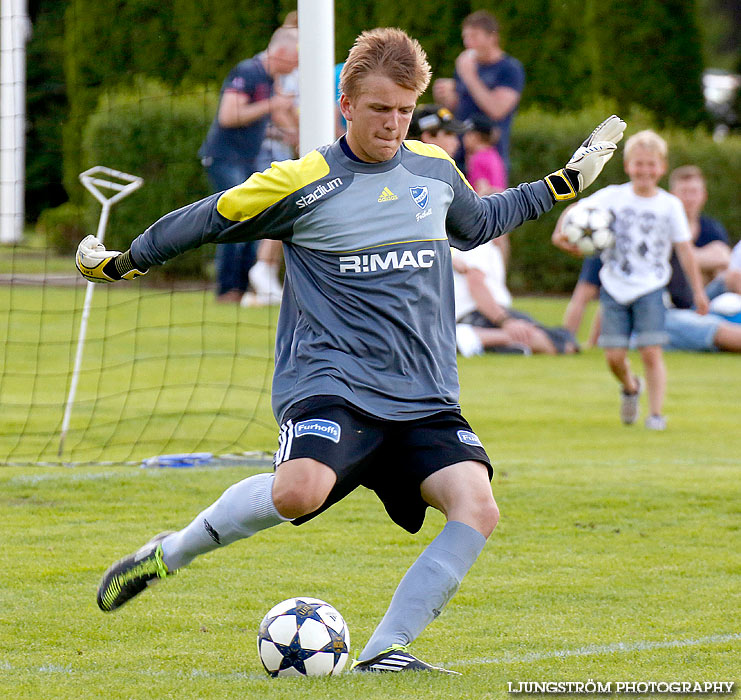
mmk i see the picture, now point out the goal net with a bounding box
[1,3,339,467]
[1,19,279,467]
[1,244,279,466]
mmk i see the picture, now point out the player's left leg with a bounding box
[355,460,496,672]
[419,460,499,536]
[96,470,295,612]
[632,289,669,429]
[639,344,666,428]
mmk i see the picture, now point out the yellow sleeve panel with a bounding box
[403,140,475,192]
[216,150,331,222]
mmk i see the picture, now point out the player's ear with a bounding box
[339,93,353,122]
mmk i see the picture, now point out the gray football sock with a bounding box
[160,472,288,571]
[359,520,486,661]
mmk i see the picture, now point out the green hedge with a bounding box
[80,80,218,279]
[61,1,709,206]
[506,104,741,293]
[35,202,87,254]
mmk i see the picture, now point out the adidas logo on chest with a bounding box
[377,187,398,202]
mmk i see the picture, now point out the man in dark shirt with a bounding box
[433,10,525,171]
[199,26,298,302]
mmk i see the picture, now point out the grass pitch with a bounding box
[1,297,739,699]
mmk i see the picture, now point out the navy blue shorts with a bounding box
[275,396,492,533]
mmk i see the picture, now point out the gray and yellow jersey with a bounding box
[131,139,554,422]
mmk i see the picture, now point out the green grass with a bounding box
[1,295,739,698]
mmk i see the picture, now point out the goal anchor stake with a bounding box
[58,166,143,456]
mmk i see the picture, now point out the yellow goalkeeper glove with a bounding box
[75,235,148,283]
[545,115,626,202]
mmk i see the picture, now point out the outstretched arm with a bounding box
[447,115,626,250]
[74,155,317,282]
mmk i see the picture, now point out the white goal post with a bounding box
[0,0,30,243]
[297,0,335,156]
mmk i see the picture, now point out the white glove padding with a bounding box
[75,235,147,283]
[544,115,626,201]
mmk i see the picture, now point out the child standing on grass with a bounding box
[553,130,708,430]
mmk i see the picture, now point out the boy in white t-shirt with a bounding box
[553,131,708,430]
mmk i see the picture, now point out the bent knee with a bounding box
[465,497,500,538]
[272,481,328,519]
[272,459,336,519]
[480,499,500,537]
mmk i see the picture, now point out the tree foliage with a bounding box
[28,0,720,232]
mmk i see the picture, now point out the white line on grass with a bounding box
[456,632,741,667]
[2,633,738,679]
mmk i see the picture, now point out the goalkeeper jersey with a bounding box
[130,138,553,422]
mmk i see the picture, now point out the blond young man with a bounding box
[553,131,708,430]
[77,28,623,672]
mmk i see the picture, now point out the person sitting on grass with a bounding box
[453,240,579,356]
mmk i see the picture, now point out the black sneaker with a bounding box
[351,645,461,674]
[97,531,175,612]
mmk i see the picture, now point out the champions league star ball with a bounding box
[562,203,615,255]
[257,597,350,677]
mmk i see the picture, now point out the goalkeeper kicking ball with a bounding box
[257,597,350,677]
[562,203,615,255]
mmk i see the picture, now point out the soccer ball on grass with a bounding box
[257,597,350,677]
[562,202,615,255]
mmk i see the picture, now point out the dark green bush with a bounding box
[80,79,218,279]
[35,201,88,254]
[506,104,741,294]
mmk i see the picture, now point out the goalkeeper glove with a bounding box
[75,235,148,283]
[545,115,626,202]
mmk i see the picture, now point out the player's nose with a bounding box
[384,111,402,132]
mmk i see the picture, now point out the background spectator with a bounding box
[552,131,708,430]
[406,104,469,156]
[199,26,298,303]
[432,9,525,172]
[557,164,735,348]
[453,242,579,357]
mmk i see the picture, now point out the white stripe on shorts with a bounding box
[276,419,294,465]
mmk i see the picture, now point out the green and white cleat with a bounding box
[351,644,461,674]
[97,531,175,612]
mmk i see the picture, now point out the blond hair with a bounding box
[339,28,431,102]
[623,130,668,162]
[669,164,705,190]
